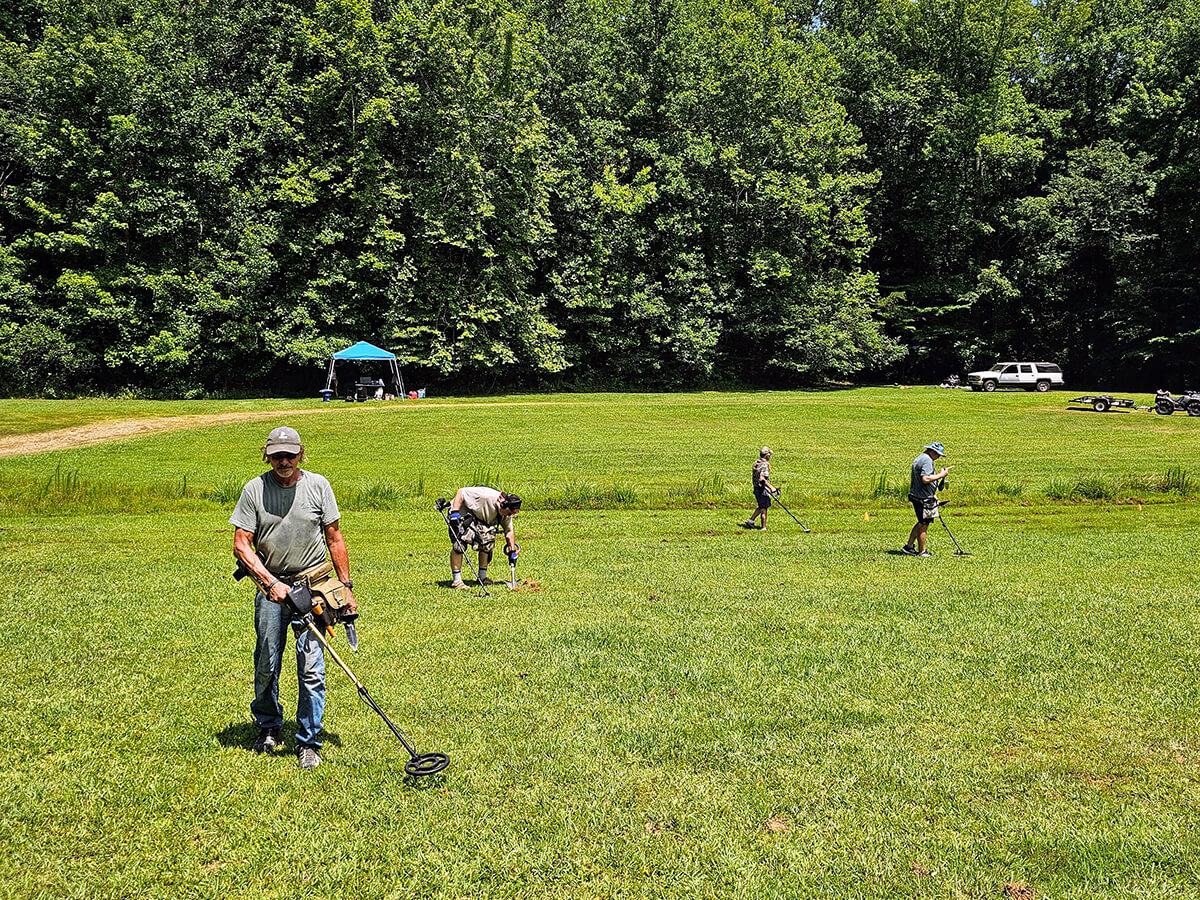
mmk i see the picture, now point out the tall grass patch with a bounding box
[541,480,641,509]
[666,473,729,504]
[0,466,199,515]
[346,475,425,510]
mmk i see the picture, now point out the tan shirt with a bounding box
[458,486,515,540]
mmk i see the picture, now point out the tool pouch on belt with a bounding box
[452,514,498,554]
[296,560,351,620]
[920,497,941,520]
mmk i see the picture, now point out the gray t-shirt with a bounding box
[909,454,936,500]
[230,470,340,575]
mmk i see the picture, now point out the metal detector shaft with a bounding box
[771,492,810,533]
[299,615,449,777]
[509,561,517,590]
[935,501,970,556]
[300,618,421,758]
[436,504,489,595]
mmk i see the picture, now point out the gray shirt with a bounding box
[909,454,936,500]
[230,470,340,575]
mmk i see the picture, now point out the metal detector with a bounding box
[434,499,489,595]
[935,500,970,556]
[233,560,448,777]
[295,608,449,776]
[771,489,811,533]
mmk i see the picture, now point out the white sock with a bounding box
[452,569,462,583]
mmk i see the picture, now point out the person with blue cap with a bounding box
[902,441,953,557]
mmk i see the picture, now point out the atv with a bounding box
[1154,390,1200,416]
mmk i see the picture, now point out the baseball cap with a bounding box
[760,446,772,457]
[924,441,946,456]
[265,426,303,454]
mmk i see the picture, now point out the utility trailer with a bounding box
[1068,395,1141,413]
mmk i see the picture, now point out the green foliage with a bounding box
[816,0,1199,386]
[0,0,902,395]
[1,0,1197,394]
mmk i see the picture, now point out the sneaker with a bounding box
[253,727,280,754]
[917,550,932,557]
[480,577,494,586]
[901,545,918,556]
[298,746,321,770]
[450,580,467,589]
[743,520,756,528]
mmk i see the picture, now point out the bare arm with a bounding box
[922,464,954,484]
[234,528,290,604]
[324,520,357,613]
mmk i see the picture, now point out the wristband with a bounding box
[343,580,353,590]
[266,579,281,593]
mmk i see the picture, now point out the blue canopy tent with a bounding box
[324,341,405,399]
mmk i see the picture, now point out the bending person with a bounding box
[447,487,521,588]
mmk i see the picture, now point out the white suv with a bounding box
[967,362,1064,392]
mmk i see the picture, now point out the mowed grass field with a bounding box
[2,389,1198,899]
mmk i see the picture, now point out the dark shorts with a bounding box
[754,488,773,509]
[911,498,938,523]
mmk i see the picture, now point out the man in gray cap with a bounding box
[902,441,953,557]
[231,425,356,770]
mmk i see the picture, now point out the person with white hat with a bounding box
[743,446,777,530]
[230,425,356,770]
[902,441,953,557]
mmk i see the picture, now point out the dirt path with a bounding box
[0,395,694,457]
[0,408,331,457]
[0,398,576,457]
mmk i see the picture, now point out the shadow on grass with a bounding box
[433,578,493,591]
[215,721,343,751]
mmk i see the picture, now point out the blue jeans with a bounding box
[250,592,326,749]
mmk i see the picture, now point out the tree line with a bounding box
[1,0,1195,396]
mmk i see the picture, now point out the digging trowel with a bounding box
[507,544,521,590]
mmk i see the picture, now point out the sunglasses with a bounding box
[268,452,298,461]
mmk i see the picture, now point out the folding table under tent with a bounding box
[324,341,405,398]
